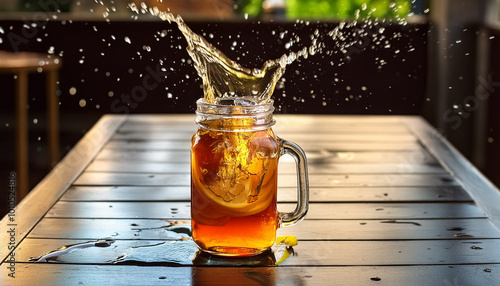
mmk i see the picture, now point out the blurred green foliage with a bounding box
[238,0,411,20]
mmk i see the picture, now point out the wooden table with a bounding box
[0,51,62,200]
[1,114,500,285]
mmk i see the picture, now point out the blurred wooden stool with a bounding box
[0,51,62,201]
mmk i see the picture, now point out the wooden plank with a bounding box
[45,202,485,219]
[28,219,191,241]
[123,114,408,125]
[46,201,193,219]
[278,218,500,240]
[13,238,500,265]
[95,149,192,162]
[86,160,192,173]
[403,117,500,230]
[122,114,409,125]
[272,115,410,126]
[105,139,421,151]
[73,172,192,186]
[117,124,412,134]
[60,186,472,203]
[61,186,192,202]
[73,172,461,188]
[121,114,414,133]
[28,218,500,240]
[112,132,417,142]
[117,115,414,134]
[94,149,438,164]
[86,160,448,174]
[1,264,499,286]
[278,186,472,202]
[0,115,127,263]
[118,124,197,133]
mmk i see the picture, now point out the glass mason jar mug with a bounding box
[191,98,309,256]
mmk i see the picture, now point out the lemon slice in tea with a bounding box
[192,172,275,217]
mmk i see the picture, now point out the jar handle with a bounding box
[278,138,309,227]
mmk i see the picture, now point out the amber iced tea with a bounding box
[191,98,308,257]
[191,117,280,256]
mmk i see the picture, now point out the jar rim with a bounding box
[195,98,275,131]
[195,98,274,116]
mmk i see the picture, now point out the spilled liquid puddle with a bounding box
[30,239,115,263]
[29,221,297,266]
[130,220,192,238]
[110,237,296,266]
[109,239,197,266]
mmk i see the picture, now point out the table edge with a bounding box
[0,114,127,263]
[401,117,500,230]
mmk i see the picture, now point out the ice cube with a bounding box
[234,98,257,106]
[214,97,257,106]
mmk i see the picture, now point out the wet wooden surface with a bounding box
[1,114,500,285]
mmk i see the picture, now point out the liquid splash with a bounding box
[122,1,414,111]
[128,3,319,105]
